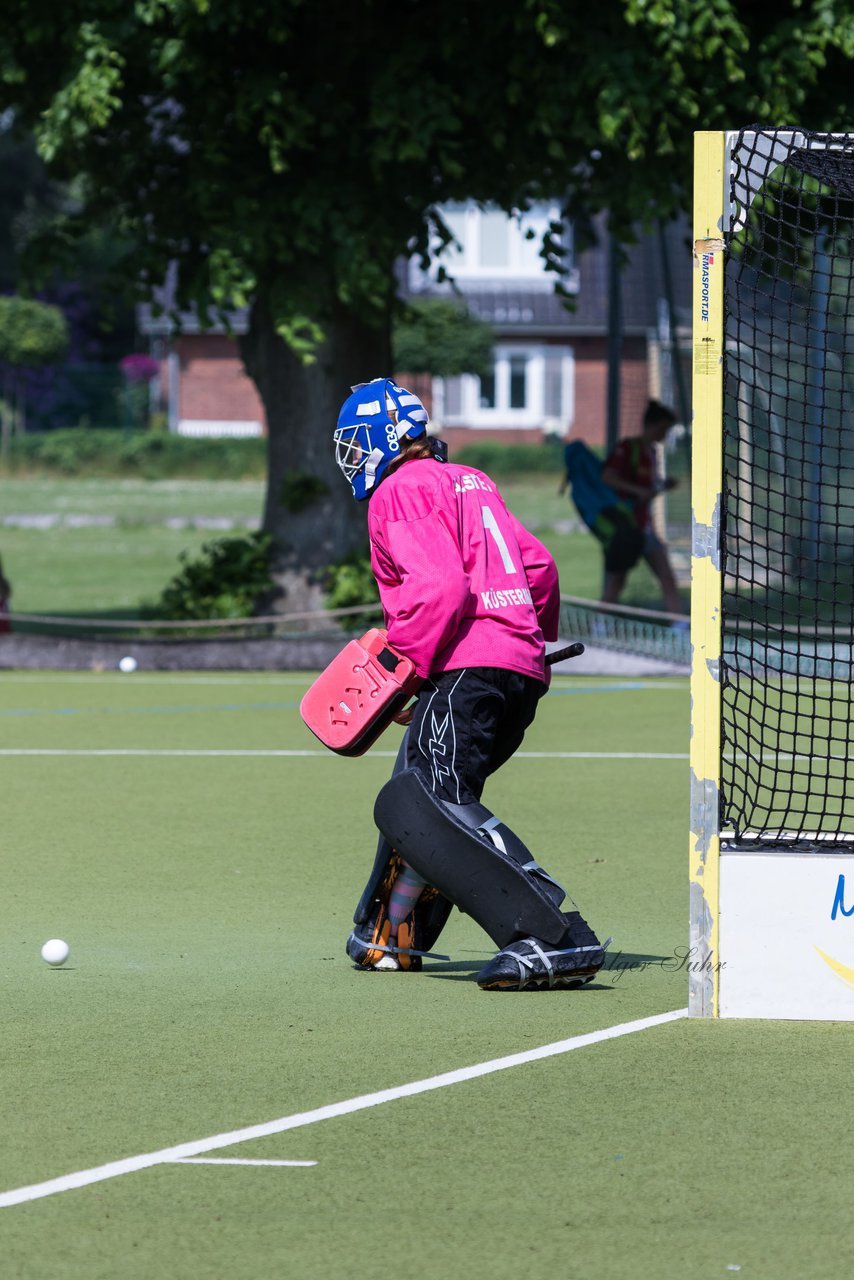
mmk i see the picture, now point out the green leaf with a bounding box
[392,299,494,378]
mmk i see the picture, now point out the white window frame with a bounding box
[435,344,574,430]
[410,201,575,289]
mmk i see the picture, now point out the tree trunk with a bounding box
[0,368,12,460]
[240,294,391,619]
[15,371,25,435]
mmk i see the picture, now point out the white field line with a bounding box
[0,1008,687,1208]
[173,1158,317,1168]
[550,680,688,690]
[0,675,314,686]
[2,748,839,762]
[0,748,689,760]
[1,675,688,689]
[521,751,687,760]
[0,748,366,758]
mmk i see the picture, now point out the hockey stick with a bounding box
[545,641,585,665]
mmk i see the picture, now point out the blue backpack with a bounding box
[563,441,622,531]
[563,441,644,572]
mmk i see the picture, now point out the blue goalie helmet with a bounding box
[334,377,429,501]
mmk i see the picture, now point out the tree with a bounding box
[0,126,63,293]
[1,1,853,611]
[0,295,68,452]
[393,299,494,380]
[0,117,138,431]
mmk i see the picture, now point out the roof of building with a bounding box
[137,215,692,340]
[136,262,249,337]
[404,215,692,337]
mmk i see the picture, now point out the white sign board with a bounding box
[720,851,854,1020]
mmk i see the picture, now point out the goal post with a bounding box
[690,126,854,1020]
[689,131,725,1017]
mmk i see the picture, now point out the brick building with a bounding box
[138,209,692,449]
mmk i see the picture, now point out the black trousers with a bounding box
[353,666,545,926]
[406,667,545,805]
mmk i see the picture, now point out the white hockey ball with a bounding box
[119,656,138,673]
[41,939,70,966]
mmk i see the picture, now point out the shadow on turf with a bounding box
[421,951,670,986]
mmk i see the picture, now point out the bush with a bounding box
[322,547,383,625]
[154,532,275,619]
[452,438,565,476]
[16,430,111,474]
[0,296,68,367]
[0,428,266,479]
[392,298,494,378]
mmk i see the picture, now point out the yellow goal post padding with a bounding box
[689,132,726,1017]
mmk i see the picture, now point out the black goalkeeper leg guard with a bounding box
[374,769,608,989]
[348,737,454,972]
[375,769,570,948]
[346,846,453,971]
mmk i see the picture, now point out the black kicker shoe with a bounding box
[476,914,608,991]
[346,911,418,971]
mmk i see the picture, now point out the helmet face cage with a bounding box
[334,378,429,501]
[333,424,368,485]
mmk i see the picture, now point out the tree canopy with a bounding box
[3,1,851,325]
[393,300,494,379]
[1,1,853,607]
[0,296,67,368]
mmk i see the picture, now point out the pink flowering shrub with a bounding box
[120,353,159,382]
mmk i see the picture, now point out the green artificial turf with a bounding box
[1,672,852,1279]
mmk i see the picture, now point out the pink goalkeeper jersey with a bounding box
[367,458,560,681]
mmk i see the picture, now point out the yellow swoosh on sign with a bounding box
[815,946,854,990]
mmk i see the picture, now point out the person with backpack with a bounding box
[560,441,646,587]
[600,400,683,613]
[561,400,683,613]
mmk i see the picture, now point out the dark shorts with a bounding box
[591,505,645,573]
[406,667,545,806]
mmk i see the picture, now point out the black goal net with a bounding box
[721,126,854,848]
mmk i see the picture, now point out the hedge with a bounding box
[0,429,266,480]
[452,438,566,476]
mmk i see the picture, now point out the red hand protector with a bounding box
[299,629,423,757]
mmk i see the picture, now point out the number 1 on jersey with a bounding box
[481,506,517,574]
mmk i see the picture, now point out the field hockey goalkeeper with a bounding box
[330,377,608,991]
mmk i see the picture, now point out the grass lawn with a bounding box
[2,525,226,615]
[0,477,265,522]
[0,474,687,617]
[1,478,265,615]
